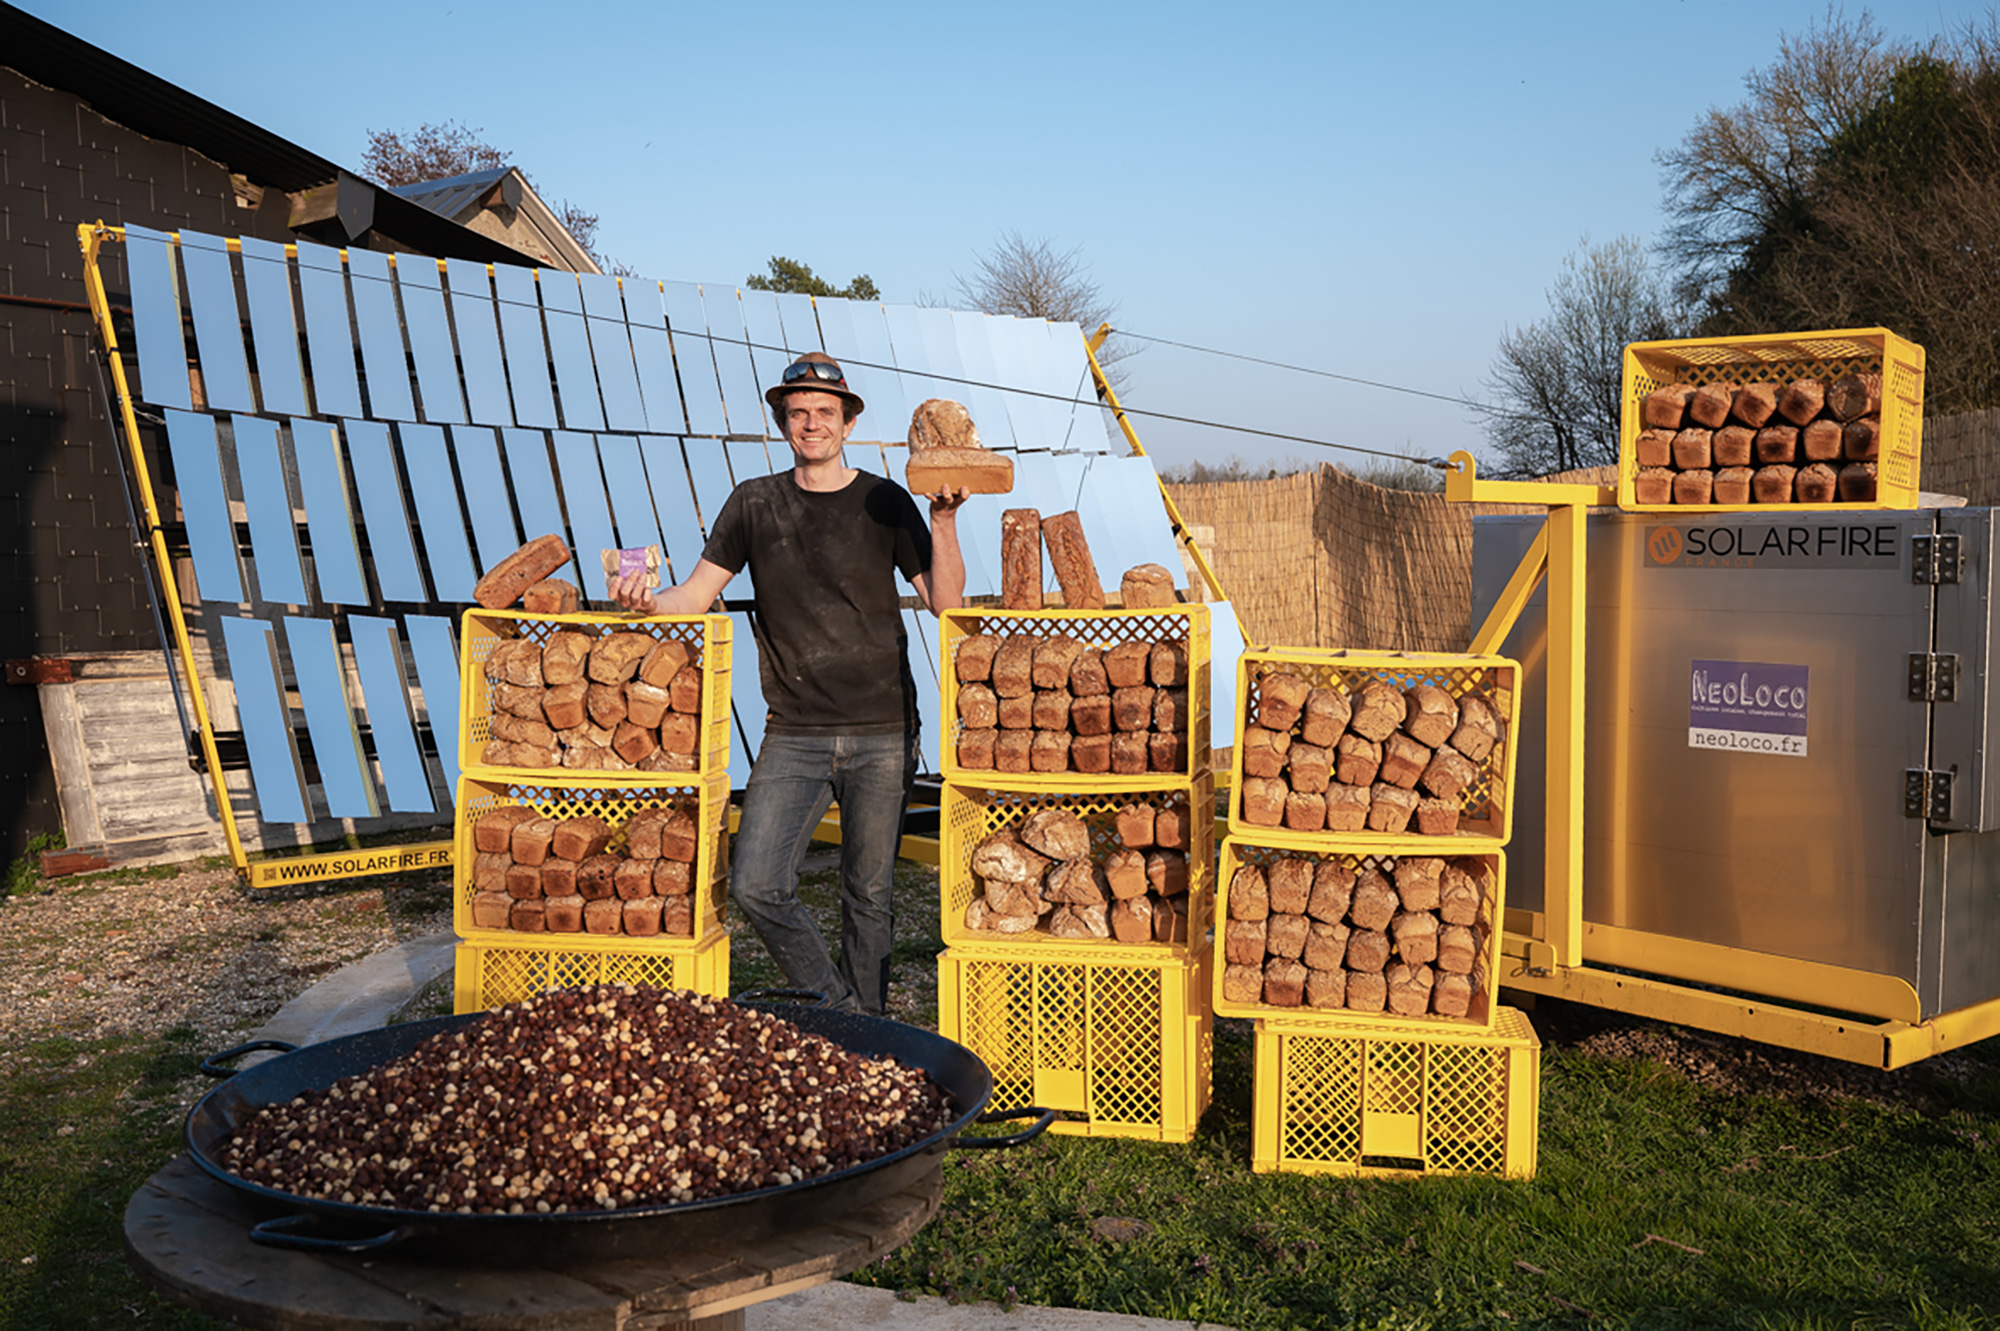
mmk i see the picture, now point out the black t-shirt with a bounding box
[701,469,932,736]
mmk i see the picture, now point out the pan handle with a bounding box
[953,1106,1056,1150]
[198,1040,297,1079]
[249,1213,415,1254]
[734,988,830,1007]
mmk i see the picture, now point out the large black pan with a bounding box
[184,998,1050,1264]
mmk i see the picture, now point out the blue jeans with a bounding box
[731,731,917,1015]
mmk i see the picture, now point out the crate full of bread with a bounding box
[1620,327,1924,511]
[941,780,1212,956]
[461,610,730,781]
[942,605,1209,788]
[456,775,728,945]
[1229,649,1517,847]
[1215,838,1502,1028]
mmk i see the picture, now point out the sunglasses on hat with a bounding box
[781,359,848,387]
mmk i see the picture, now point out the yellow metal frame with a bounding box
[1444,448,2000,1067]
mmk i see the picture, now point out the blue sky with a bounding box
[27,0,1983,472]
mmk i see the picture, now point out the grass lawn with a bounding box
[3,854,1997,1329]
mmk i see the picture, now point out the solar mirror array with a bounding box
[107,224,1242,841]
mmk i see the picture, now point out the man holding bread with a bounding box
[610,351,966,1015]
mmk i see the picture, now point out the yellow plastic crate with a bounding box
[1252,1007,1539,1179]
[1227,648,1519,850]
[1215,837,1503,1030]
[939,778,1214,959]
[453,926,730,1014]
[454,773,729,947]
[939,606,1210,791]
[938,944,1211,1142]
[460,609,731,783]
[1618,326,1925,512]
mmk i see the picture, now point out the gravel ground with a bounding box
[0,862,454,1053]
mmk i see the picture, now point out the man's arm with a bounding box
[913,486,968,616]
[608,558,734,615]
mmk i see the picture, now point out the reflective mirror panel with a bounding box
[878,305,936,426]
[877,444,909,493]
[293,240,363,419]
[578,271,626,323]
[218,617,310,824]
[699,285,766,437]
[914,307,969,401]
[624,280,687,434]
[178,232,255,413]
[598,434,664,556]
[1104,456,1184,575]
[123,225,192,410]
[1066,455,1130,581]
[738,290,792,420]
[727,611,762,787]
[683,437,737,541]
[342,418,427,602]
[233,415,308,606]
[404,615,462,796]
[238,237,309,417]
[662,281,729,436]
[540,274,605,433]
[1048,322,1111,452]
[345,247,416,421]
[846,441,885,478]
[1009,452,1064,593]
[163,409,242,602]
[902,608,942,776]
[393,257,466,425]
[1207,600,1245,736]
[492,265,558,428]
[347,615,435,813]
[283,616,378,818]
[397,423,478,602]
[551,432,618,601]
[587,314,649,432]
[811,300,880,439]
[774,293,822,354]
[981,314,1043,450]
[291,418,369,606]
[1010,319,1064,451]
[638,435,703,579]
[725,439,771,485]
[500,428,577,586]
[446,260,513,427]
[449,425,522,577]
[952,493,1003,598]
[950,312,1018,451]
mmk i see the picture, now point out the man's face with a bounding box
[778,390,855,463]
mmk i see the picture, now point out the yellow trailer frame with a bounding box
[1445,450,2000,1067]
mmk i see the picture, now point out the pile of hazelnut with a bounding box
[218,986,952,1215]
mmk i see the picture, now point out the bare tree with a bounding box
[1479,236,1677,476]
[1657,9,1908,308]
[361,120,627,274]
[952,232,1133,393]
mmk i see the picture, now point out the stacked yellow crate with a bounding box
[1218,648,1539,1178]
[451,609,733,1011]
[934,605,1213,1142]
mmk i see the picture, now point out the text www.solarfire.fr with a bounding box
[268,849,452,882]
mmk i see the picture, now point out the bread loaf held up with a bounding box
[904,399,1015,495]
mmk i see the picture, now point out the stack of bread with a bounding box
[954,633,1192,776]
[962,803,1191,944]
[1633,372,1883,505]
[480,629,705,773]
[1237,671,1501,837]
[1221,853,1493,1018]
[468,803,702,937]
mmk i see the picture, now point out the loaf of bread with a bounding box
[1732,383,1778,428]
[1688,383,1733,429]
[1324,783,1370,831]
[522,580,578,614]
[1634,469,1673,506]
[1672,429,1712,471]
[1796,462,1838,504]
[1673,470,1713,505]
[1634,429,1674,468]
[1839,462,1877,502]
[1713,425,1755,468]
[475,534,571,610]
[1844,417,1879,462]
[1378,733,1430,789]
[905,399,1015,494]
[1712,467,1753,506]
[1254,672,1310,731]
[1000,509,1042,610]
[1041,511,1105,609]
[1801,419,1843,462]
[1120,564,1177,608]
[1642,385,1693,428]
[1778,378,1825,426]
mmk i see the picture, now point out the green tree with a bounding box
[744,256,879,301]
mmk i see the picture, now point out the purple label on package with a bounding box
[617,548,648,577]
[1689,659,1809,758]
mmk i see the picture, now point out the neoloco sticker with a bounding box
[1689,660,1809,758]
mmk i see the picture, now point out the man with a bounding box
[610,352,965,1014]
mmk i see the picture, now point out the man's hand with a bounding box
[927,484,971,519]
[605,572,661,615]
